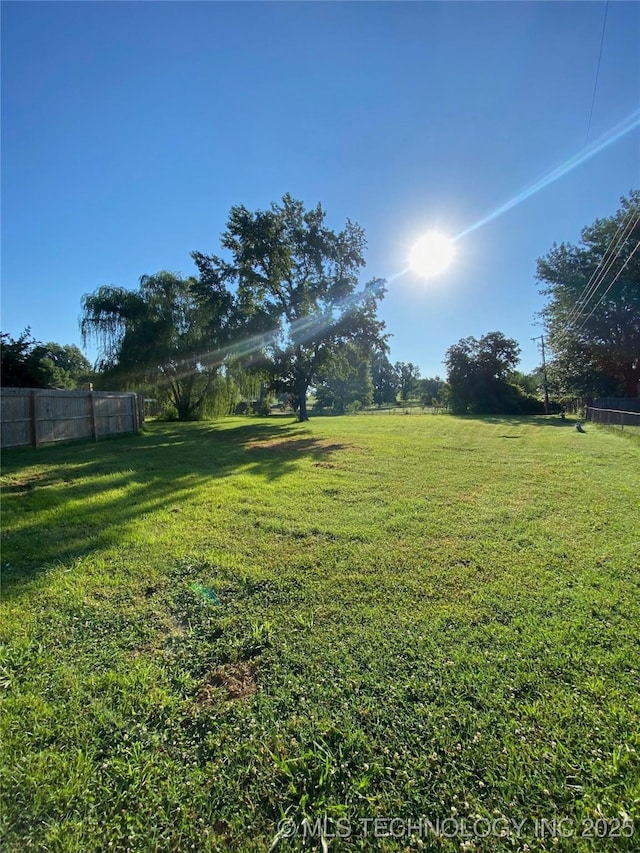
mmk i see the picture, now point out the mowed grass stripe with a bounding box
[1,415,638,851]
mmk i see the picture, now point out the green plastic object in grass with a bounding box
[190,583,221,605]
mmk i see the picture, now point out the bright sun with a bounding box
[409,231,455,278]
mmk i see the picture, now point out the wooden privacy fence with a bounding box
[1,388,144,449]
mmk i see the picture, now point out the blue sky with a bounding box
[2,1,639,379]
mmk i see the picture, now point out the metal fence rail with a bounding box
[586,407,640,434]
[1,388,144,449]
[593,397,640,413]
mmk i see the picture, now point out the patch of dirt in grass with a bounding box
[196,662,256,704]
[1,475,40,493]
[246,436,347,454]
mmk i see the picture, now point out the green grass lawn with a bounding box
[1,415,639,852]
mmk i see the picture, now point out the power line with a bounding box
[586,1,609,145]
[551,207,639,350]
[556,210,638,341]
[562,208,637,329]
[572,239,639,336]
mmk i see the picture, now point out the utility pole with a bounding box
[532,334,550,414]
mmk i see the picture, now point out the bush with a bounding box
[158,403,179,421]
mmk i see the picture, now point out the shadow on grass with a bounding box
[452,414,578,428]
[0,418,348,596]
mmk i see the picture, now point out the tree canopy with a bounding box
[445,331,542,414]
[395,362,421,402]
[40,342,93,389]
[371,352,399,406]
[314,342,374,414]
[537,191,640,398]
[418,376,446,407]
[1,329,92,389]
[81,271,235,419]
[196,194,387,420]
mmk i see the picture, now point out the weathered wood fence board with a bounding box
[1,388,144,449]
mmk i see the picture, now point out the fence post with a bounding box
[89,391,97,441]
[131,393,138,432]
[31,390,40,448]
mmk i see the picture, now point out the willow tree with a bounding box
[81,270,234,419]
[195,194,387,420]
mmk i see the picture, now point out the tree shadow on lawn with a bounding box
[455,414,578,429]
[0,419,349,597]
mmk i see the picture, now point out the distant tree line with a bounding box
[1,329,92,390]
[5,193,635,417]
[311,352,449,414]
[442,192,639,413]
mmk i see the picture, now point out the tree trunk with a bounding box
[298,391,309,421]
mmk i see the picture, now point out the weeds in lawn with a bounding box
[1,415,639,851]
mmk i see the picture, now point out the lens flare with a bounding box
[455,109,640,240]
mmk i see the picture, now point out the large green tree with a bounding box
[395,361,421,402]
[81,270,235,419]
[1,329,51,387]
[314,342,374,414]
[537,191,640,398]
[40,342,93,389]
[197,194,387,421]
[371,351,399,406]
[444,331,537,414]
[0,330,91,389]
[418,375,446,407]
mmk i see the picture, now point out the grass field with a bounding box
[1,414,639,852]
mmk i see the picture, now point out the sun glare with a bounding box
[409,231,455,278]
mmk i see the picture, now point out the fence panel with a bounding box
[592,398,640,413]
[35,391,93,446]
[0,391,34,448]
[94,392,137,438]
[586,407,640,434]
[0,388,143,449]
